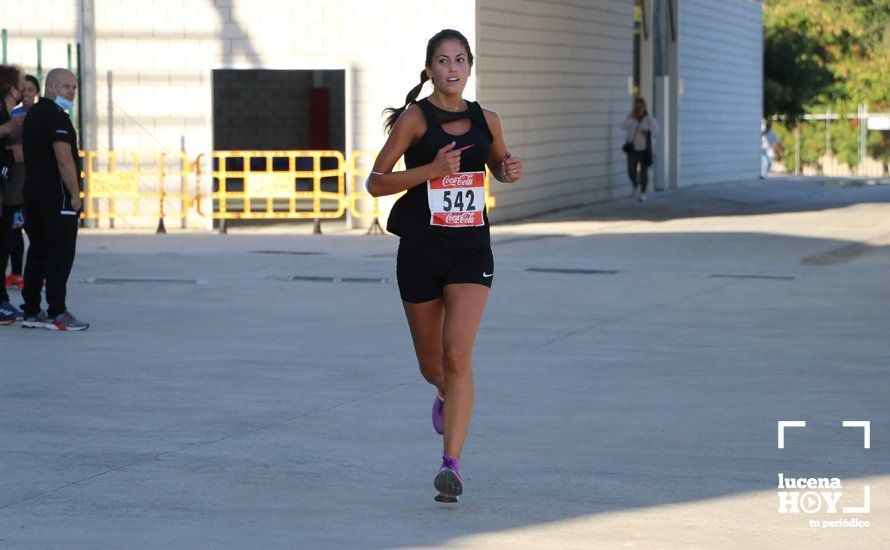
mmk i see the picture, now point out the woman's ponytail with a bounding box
[382,70,429,134]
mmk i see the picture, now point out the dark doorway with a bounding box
[212,69,345,152]
[211,69,346,227]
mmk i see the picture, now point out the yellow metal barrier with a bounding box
[71,149,496,230]
[82,151,196,227]
[211,150,346,220]
[347,151,398,222]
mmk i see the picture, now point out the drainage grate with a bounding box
[81,277,206,285]
[708,197,765,208]
[820,178,888,187]
[270,275,388,284]
[526,267,619,275]
[710,274,795,281]
[252,250,326,256]
[495,234,569,246]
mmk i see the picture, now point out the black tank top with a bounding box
[386,97,493,250]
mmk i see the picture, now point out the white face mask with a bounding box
[54,95,74,112]
[53,85,75,112]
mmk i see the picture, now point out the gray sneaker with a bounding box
[46,310,90,331]
[22,310,48,329]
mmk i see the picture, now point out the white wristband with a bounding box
[366,171,385,193]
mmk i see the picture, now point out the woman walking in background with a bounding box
[621,97,659,202]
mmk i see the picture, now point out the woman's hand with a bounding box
[500,152,523,183]
[428,141,462,178]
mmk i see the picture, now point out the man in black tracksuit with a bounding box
[21,68,88,331]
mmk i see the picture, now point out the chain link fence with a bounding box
[770,105,890,178]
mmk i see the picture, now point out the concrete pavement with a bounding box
[1,176,888,548]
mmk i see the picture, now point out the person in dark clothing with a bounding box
[368,29,523,502]
[621,97,660,202]
[20,68,88,331]
[5,74,39,290]
[0,64,25,324]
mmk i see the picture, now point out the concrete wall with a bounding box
[0,1,764,227]
[475,0,633,222]
[677,0,762,186]
[0,0,476,226]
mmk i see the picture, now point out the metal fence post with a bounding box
[217,153,227,234]
[180,136,187,229]
[156,153,166,234]
[312,154,322,235]
[859,104,868,176]
[36,38,42,83]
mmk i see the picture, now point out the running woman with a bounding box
[367,29,523,502]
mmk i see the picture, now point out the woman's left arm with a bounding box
[484,108,523,183]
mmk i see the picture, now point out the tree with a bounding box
[763,24,835,119]
[764,0,890,117]
[764,0,890,167]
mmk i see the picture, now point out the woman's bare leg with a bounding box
[402,298,445,391]
[441,283,490,458]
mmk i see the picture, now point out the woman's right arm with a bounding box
[367,105,461,197]
[0,115,23,139]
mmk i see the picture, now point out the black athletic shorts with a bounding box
[396,238,494,303]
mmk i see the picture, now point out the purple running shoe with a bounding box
[434,454,463,503]
[432,392,445,435]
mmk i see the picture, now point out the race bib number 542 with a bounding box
[427,171,486,228]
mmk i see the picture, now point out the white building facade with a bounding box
[0,0,763,227]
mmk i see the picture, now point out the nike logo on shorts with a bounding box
[482,272,493,278]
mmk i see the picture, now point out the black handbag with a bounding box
[622,118,642,155]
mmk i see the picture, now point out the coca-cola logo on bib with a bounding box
[441,173,477,188]
[445,212,477,224]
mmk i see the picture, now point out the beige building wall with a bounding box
[2,0,477,153]
[1,1,762,228]
[0,0,477,227]
[677,0,762,187]
[475,0,633,222]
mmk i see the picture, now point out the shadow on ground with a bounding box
[1,178,887,548]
